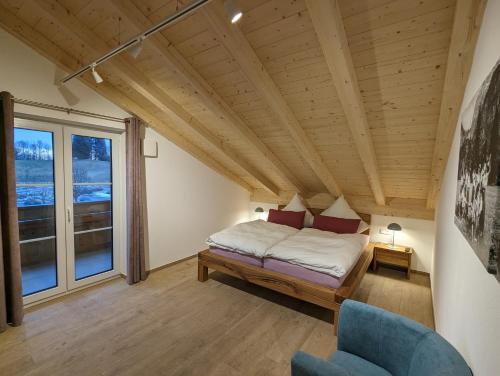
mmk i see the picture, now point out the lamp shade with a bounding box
[387,223,402,231]
[254,207,264,213]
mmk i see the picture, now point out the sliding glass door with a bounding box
[64,128,120,289]
[14,119,121,303]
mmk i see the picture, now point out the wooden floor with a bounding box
[1,258,434,376]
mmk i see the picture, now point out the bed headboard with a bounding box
[277,205,371,234]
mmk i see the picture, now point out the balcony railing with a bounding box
[19,200,112,266]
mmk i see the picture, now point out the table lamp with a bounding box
[387,223,402,248]
[255,207,265,220]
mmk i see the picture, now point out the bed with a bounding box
[197,207,374,333]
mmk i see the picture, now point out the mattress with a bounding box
[263,258,347,289]
[209,247,263,267]
[208,246,356,289]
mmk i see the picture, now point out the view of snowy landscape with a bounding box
[14,129,112,207]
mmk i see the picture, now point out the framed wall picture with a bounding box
[455,58,500,283]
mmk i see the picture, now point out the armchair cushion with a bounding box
[329,351,391,376]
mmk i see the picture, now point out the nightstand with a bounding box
[373,242,413,279]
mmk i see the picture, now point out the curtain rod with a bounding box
[13,98,125,123]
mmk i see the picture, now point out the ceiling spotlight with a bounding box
[128,37,144,59]
[91,64,103,84]
[224,0,242,24]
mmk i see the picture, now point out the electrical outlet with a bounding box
[379,228,391,236]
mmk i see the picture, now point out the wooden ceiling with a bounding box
[0,0,485,220]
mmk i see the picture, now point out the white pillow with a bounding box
[321,195,370,233]
[283,193,314,227]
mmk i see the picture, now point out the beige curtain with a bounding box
[0,91,23,332]
[126,117,147,284]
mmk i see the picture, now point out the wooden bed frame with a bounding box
[197,209,373,333]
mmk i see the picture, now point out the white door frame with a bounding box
[63,127,121,290]
[15,118,68,305]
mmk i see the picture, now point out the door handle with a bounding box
[67,207,72,223]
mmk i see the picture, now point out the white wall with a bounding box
[144,128,250,269]
[370,215,435,273]
[0,28,251,274]
[432,1,500,374]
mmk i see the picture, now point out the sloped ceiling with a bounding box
[0,0,485,219]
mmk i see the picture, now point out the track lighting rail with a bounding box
[60,0,212,85]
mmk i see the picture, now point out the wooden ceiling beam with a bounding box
[306,0,386,206]
[0,2,252,192]
[202,2,343,197]
[109,0,308,195]
[426,0,486,208]
[32,0,280,196]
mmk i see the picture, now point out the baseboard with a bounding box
[411,269,430,276]
[147,254,197,274]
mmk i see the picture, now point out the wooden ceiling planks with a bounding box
[339,0,457,202]
[203,1,345,196]
[238,1,376,199]
[0,0,483,219]
[167,16,329,193]
[426,0,486,208]
[151,6,324,194]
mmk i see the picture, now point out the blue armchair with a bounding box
[292,300,471,376]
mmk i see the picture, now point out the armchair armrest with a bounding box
[291,351,350,376]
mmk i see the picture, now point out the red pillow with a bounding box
[267,209,305,229]
[313,215,360,234]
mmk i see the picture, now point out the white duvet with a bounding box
[266,228,369,278]
[206,220,298,257]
